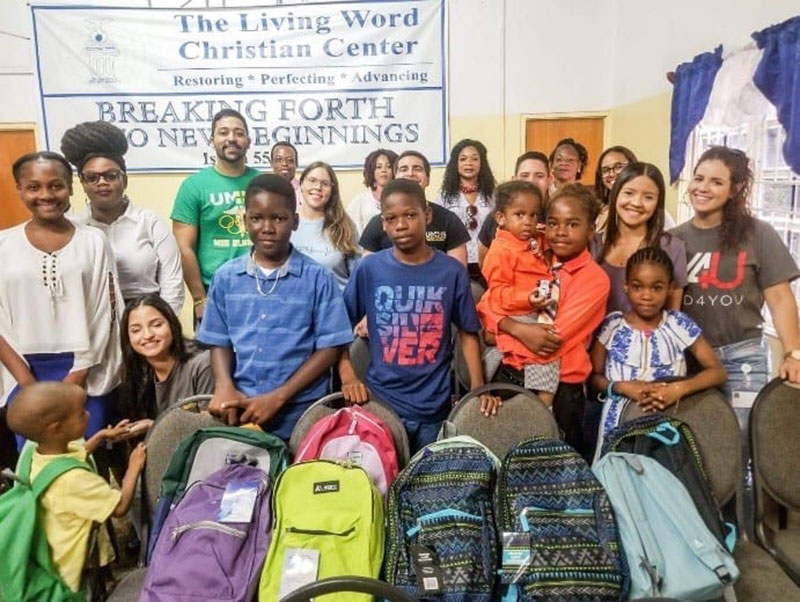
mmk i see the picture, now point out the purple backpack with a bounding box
[141,462,272,602]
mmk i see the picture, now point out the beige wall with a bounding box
[606,92,677,216]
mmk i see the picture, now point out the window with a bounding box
[677,111,800,333]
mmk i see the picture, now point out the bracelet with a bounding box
[193,297,206,308]
[606,381,616,399]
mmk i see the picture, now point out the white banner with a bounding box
[31,1,448,172]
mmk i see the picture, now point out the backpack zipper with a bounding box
[170,520,246,541]
[285,526,356,537]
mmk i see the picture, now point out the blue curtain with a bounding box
[669,45,723,183]
[753,16,800,174]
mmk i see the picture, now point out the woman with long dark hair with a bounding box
[292,161,360,291]
[434,139,496,277]
[120,294,213,419]
[594,162,687,313]
[593,145,637,233]
[672,146,800,392]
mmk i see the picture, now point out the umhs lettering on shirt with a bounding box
[375,285,445,365]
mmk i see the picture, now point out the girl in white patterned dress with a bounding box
[589,246,726,462]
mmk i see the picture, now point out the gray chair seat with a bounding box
[734,539,800,601]
[773,530,800,580]
[443,383,559,460]
[620,387,739,505]
[751,378,800,585]
[349,337,370,382]
[107,568,147,602]
[143,398,222,512]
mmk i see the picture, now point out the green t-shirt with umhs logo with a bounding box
[171,166,260,288]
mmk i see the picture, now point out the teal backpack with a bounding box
[0,443,92,602]
[594,452,738,601]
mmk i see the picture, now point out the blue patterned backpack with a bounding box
[384,436,500,601]
[495,438,628,602]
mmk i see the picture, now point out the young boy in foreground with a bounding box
[6,382,146,592]
[339,178,500,453]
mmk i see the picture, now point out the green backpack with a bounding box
[0,443,92,602]
[259,460,384,602]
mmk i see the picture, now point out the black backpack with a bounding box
[600,414,730,549]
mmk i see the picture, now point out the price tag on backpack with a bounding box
[410,544,444,594]
[217,479,260,523]
[502,532,532,584]
[346,450,363,466]
[501,532,532,568]
[278,548,320,600]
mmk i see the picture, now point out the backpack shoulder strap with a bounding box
[30,456,93,499]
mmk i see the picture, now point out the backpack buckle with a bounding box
[1,468,28,487]
[714,566,733,584]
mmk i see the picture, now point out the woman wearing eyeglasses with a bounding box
[434,138,496,280]
[594,146,637,233]
[61,121,184,315]
[292,161,360,291]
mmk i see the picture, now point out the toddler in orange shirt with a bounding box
[478,180,559,405]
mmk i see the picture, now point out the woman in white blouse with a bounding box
[0,152,123,440]
[433,138,496,280]
[61,121,184,315]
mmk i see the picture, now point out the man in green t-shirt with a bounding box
[171,109,260,321]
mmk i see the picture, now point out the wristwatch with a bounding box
[785,349,800,360]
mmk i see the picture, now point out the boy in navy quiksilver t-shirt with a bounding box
[339,179,500,453]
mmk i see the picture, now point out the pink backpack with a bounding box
[294,405,399,495]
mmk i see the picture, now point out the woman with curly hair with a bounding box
[434,138,496,278]
[672,146,800,392]
[292,161,360,290]
[61,121,184,315]
[347,148,398,233]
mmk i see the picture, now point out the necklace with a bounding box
[254,264,281,296]
[459,183,478,194]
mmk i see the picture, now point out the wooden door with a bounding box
[0,129,37,229]
[525,117,605,188]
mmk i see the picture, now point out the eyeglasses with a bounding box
[81,169,123,185]
[272,156,296,166]
[465,204,478,230]
[304,176,332,189]
[600,162,629,177]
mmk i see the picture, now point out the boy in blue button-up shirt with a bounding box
[197,174,353,440]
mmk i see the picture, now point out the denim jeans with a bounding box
[713,337,770,399]
[401,418,443,455]
[713,336,770,540]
